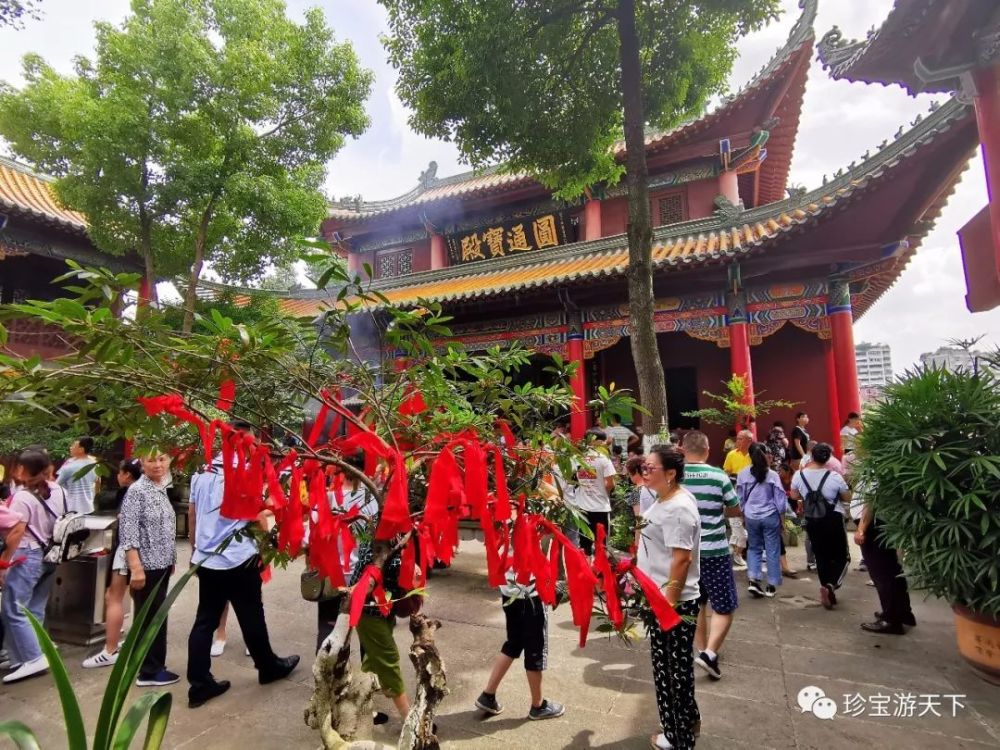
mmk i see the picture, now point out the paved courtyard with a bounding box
[2,538,999,749]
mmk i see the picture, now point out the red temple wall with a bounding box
[751,324,835,446]
[593,324,834,465]
[596,332,731,460]
[411,239,432,273]
[687,178,719,220]
[600,197,628,237]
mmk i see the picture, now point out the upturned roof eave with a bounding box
[233,96,972,316]
[327,0,819,224]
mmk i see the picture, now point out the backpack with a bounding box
[26,487,90,564]
[800,471,833,521]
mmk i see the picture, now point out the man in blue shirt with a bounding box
[185,421,299,708]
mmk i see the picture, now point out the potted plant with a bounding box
[858,349,1000,684]
[682,374,796,434]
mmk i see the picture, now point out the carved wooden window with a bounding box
[656,192,686,226]
[375,248,413,280]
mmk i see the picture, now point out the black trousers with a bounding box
[131,567,172,679]
[861,524,913,626]
[650,599,700,750]
[805,513,850,589]
[579,511,611,556]
[187,556,278,688]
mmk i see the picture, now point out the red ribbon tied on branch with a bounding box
[348,564,390,626]
[215,379,236,412]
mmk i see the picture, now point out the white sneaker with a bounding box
[3,655,49,683]
[211,640,226,657]
[83,648,119,669]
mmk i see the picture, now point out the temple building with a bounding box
[818,0,1000,312]
[252,0,979,453]
[0,156,138,361]
[0,1,985,458]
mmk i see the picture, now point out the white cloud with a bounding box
[2,0,997,370]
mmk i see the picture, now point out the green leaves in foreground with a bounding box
[0,567,194,749]
[859,363,1000,616]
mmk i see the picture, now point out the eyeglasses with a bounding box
[640,464,662,474]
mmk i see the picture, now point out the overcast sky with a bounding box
[2,0,998,370]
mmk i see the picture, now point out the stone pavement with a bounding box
[2,538,999,749]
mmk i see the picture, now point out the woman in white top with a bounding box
[0,449,68,683]
[790,443,852,610]
[638,445,701,750]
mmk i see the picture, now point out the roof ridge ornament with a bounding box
[418,161,439,188]
[713,195,744,223]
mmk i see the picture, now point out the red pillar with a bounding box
[430,233,447,269]
[719,170,740,205]
[974,64,1000,280]
[347,252,364,278]
[827,281,861,442]
[728,321,756,437]
[567,333,587,441]
[823,339,843,458]
[138,277,151,308]
[583,199,602,241]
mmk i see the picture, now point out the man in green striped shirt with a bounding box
[681,430,741,681]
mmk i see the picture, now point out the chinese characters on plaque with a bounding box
[446,211,570,265]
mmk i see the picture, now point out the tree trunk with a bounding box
[398,615,448,750]
[181,202,215,334]
[305,611,380,749]
[616,0,669,433]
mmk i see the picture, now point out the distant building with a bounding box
[919,346,996,374]
[855,342,893,389]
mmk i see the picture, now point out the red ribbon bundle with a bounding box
[215,379,236,412]
[348,564,390,626]
[616,558,682,632]
[134,387,674,645]
[593,525,623,629]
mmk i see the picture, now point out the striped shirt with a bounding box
[682,463,739,558]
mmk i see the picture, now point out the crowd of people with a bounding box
[0,408,918,748]
[0,430,301,702]
[538,410,916,749]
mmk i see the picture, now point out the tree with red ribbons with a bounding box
[0,257,679,750]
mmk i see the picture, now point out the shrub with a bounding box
[859,364,1000,616]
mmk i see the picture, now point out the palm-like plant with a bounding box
[858,360,1000,616]
[0,569,195,749]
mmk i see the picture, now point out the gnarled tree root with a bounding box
[398,614,448,750]
[305,613,380,749]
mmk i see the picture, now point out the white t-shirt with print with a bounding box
[637,489,701,601]
[572,450,616,512]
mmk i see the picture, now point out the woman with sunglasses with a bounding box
[637,445,702,750]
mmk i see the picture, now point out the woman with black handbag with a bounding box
[310,450,379,651]
[0,449,68,683]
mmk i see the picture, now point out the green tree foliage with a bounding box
[0,0,38,28]
[379,0,780,430]
[0,0,372,330]
[682,374,795,428]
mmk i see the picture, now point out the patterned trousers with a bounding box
[650,599,701,749]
